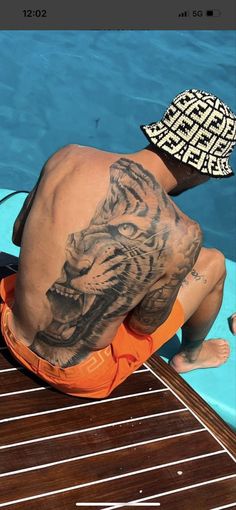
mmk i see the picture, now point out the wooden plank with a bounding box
[1,291,235,510]
[0,350,22,370]
[0,370,165,394]
[147,354,236,458]
[156,477,236,509]
[1,453,235,509]
[0,252,18,267]
[0,369,48,393]
[0,411,203,474]
[0,391,184,447]
[0,431,225,504]
[0,393,183,445]
[0,371,166,420]
[0,365,163,394]
[0,336,6,348]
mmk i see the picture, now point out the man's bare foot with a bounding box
[229,314,236,335]
[169,339,230,373]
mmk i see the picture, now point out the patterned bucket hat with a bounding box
[140,89,236,178]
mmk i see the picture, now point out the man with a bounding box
[1,88,235,398]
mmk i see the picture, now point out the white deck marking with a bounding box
[0,428,205,477]
[0,388,170,423]
[75,504,160,507]
[144,363,236,463]
[211,504,236,510]
[104,474,236,510]
[0,347,7,351]
[0,367,148,375]
[0,451,224,508]
[0,408,188,450]
[0,367,23,373]
[0,386,49,397]
[5,266,17,273]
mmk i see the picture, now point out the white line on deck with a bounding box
[0,367,148,374]
[0,428,205,478]
[0,450,225,508]
[0,367,23,373]
[75,504,160,507]
[0,386,49,397]
[0,347,7,351]
[0,388,170,423]
[104,474,236,510]
[6,265,17,273]
[144,363,236,463]
[211,503,236,510]
[0,408,188,450]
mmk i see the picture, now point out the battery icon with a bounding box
[206,9,221,16]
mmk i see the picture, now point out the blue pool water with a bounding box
[0,31,235,259]
[0,31,235,427]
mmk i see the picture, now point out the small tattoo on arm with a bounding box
[190,268,207,284]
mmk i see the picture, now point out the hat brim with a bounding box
[140,123,234,178]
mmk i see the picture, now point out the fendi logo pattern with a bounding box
[141,89,236,177]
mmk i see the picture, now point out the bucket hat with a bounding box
[140,89,236,177]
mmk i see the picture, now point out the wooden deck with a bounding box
[0,258,236,509]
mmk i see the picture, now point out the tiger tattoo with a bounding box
[30,157,201,367]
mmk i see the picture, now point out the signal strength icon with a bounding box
[178,10,190,16]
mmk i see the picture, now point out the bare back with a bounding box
[12,145,202,367]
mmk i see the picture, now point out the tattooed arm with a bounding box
[126,220,203,335]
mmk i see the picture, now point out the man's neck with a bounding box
[127,146,178,193]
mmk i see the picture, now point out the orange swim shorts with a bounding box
[0,273,185,399]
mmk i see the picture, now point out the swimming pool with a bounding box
[0,30,235,258]
[0,30,235,428]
